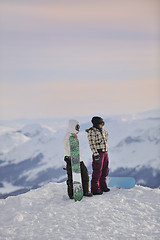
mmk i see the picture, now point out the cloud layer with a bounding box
[0,79,159,119]
[0,0,159,119]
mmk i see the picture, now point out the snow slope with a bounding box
[0,182,159,240]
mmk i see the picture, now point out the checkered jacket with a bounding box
[86,127,108,156]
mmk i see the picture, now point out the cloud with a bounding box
[0,0,159,119]
[0,39,159,84]
[0,79,159,120]
[0,0,159,35]
[0,0,159,80]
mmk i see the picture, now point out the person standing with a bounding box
[86,116,110,195]
[63,119,93,199]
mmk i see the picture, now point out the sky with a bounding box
[0,0,159,120]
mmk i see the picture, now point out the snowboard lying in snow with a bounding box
[89,176,136,189]
[107,177,136,189]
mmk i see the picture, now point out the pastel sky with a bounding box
[0,0,159,120]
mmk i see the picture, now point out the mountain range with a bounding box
[0,109,159,198]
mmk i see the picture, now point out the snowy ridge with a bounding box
[0,130,29,154]
[110,126,160,170]
[0,182,159,240]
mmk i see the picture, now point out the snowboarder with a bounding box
[86,116,110,195]
[63,119,93,199]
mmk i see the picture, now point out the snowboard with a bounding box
[107,177,136,189]
[89,176,135,189]
[69,136,83,201]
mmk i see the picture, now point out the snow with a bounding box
[0,124,65,168]
[0,131,29,154]
[0,182,23,194]
[0,182,159,240]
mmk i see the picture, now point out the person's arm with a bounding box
[63,133,71,156]
[104,130,108,141]
[87,130,99,156]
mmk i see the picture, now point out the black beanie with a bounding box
[91,116,105,127]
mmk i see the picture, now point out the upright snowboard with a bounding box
[69,136,83,201]
[89,176,135,189]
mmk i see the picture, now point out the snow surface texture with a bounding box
[0,182,159,240]
[0,110,160,196]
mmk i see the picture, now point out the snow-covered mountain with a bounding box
[0,123,67,198]
[0,182,159,240]
[0,109,160,198]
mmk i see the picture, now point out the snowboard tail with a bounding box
[73,181,83,201]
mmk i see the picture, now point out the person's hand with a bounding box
[64,156,71,163]
[94,154,100,164]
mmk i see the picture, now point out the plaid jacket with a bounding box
[86,127,108,156]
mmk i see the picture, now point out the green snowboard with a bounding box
[69,136,83,201]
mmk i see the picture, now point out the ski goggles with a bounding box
[75,124,80,131]
[99,120,105,126]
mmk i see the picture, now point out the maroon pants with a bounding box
[91,152,109,193]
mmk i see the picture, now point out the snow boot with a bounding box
[92,189,103,195]
[84,192,93,197]
[102,187,110,192]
